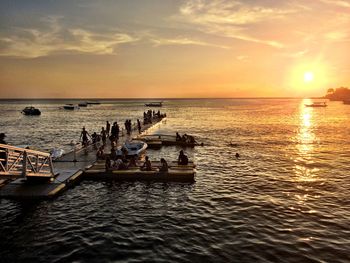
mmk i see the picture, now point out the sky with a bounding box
[0,0,349,98]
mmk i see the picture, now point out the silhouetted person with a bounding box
[159,158,168,173]
[178,150,189,165]
[141,156,152,171]
[106,121,110,135]
[80,127,90,147]
[235,153,240,159]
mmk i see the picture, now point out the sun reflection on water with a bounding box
[294,99,319,182]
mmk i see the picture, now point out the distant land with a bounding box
[324,87,350,101]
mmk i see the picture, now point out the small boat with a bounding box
[78,102,88,107]
[145,102,162,107]
[22,106,41,115]
[63,104,79,110]
[86,101,101,105]
[116,141,148,157]
[305,102,327,107]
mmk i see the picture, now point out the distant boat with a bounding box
[116,141,148,157]
[78,102,88,107]
[343,100,350,105]
[63,104,79,110]
[86,101,101,105]
[305,102,327,107]
[145,102,162,107]
[22,106,41,115]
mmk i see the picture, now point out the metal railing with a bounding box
[0,144,55,178]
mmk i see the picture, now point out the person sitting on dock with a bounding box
[176,132,181,141]
[141,156,152,171]
[128,155,138,168]
[96,146,105,160]
[178,150,189,165]
[105,156,111,171]
[159,158,168,173]
[80,127,91,147]
[113,156,127,170]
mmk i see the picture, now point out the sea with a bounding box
[0,99,349,262]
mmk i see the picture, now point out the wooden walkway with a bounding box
[0,116,166,200]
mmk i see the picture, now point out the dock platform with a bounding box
[84,161,196,182]
[0,116,167,199]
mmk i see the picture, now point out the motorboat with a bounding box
[304,102,327,107]
[116,141,148,157]
[78,102,88,107]
[63,104,79,110]
[22,106,41,115]
[145,102,162,107]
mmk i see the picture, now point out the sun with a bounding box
[304,71,314,83]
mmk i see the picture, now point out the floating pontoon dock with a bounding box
[0,115,180,200]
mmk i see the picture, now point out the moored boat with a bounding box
[305,102,327,107]
[78,102,88,107]
[145,102,162,107]
[63,104,79,110]
[22,106,41,115]
[86,101,101,105]
[116,141,148,157]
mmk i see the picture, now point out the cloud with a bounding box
[173,0,297,48]
[150,36,230,49]
[0,16,138,58]
[318,0,350,8]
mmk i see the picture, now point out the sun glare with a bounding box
[304,72,314,83]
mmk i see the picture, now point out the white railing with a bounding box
[0,144,55,178]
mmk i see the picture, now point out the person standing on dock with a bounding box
[80,127,91,147]
[106,121,110,136]
[101,127,107,145]
[137,119,141,134]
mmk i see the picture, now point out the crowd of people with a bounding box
[102,149,189,174]
[143,110,166,125]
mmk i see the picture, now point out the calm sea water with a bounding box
[0,99,349,262]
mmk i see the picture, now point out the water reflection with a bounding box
[294,99,319,182]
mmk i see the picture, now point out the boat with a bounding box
[116,141,148,157]
[63,104,79,110]
[145,102,162,107]
[86,101,101,105]
[21,106,41,115]
[78,102,88,107]
[305,102,327,107]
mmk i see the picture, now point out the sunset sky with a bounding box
[0,0,349,98]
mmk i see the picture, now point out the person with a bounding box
[128,154,138,168]
[181,134,188,142]
[101,127,107,145]
[80,127,90,147]
[91,132,98,144]
[0,133,7,168]
[159,158,168,173]
[113,156,127,170]
[110,145,117,161]
[96,146,105,160]
[235,153,240,159]
[106,121,111,136]
[141,156,152,171]
[137,119,141,134]
[176,132,181,141]
[178,150,189,165]
[105,156,111,171]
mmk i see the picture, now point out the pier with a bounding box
[0,115,182,200]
